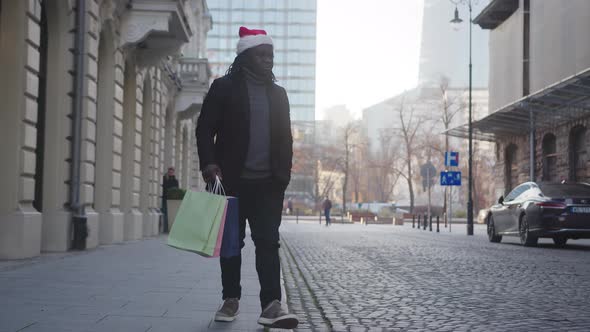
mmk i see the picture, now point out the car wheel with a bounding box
[487,215,502,243]
[519,214,538,247]
[553,236,568,247]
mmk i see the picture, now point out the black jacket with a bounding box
[162,176,179,198]
[196,73,293,191]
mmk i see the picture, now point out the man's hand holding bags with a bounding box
[202,164,222,183]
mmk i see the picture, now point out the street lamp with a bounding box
[450,0,474,236]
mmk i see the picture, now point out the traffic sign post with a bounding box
[441,170,461,232]
[444,152,459,232]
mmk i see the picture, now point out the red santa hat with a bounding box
[236,26,274,55]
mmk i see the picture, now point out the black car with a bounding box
[487,182,590,247]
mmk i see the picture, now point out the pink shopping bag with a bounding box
[212,200,228,257]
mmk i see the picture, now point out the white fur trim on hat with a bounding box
[236,34,274,55]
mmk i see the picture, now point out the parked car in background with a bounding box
[477,209,489,224]
[486,182,590,247]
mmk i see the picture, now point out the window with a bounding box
[569,126,587,181]
[243,11,261,23]
[283,79,315,91]
[265,24,285,37]
[288,93,315,106]
[231,0,247,9]
[273,37,286,50]
[288,0,316,10]
[263,10,284,23]
[539,183,590,197]
[264,0,285,9]
[208,0,229,9]
[542,134,557,182]
[504,144,518,193]
[286,52,315,64]
[231,11,243,23]
[288,39,316,50]
[210,9,229,22]
[244,1,261,9]
[287,11,316,24]
[287,24,316,37]
[505,184,529,202]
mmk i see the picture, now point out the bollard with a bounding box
[417,215,421,229]
[436,216,440,233]
[412,215,415,228]
[429,215,433,232]
[423,214,427,230]
[296,209,299,224]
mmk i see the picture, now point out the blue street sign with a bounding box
[445,151,459,167]
[440,171,462,186]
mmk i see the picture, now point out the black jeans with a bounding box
[220,180,285,309]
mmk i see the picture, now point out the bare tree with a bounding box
[396,97,422,213]
[349,133,369,203]
[339,122,359,215]
[369,129,402,202]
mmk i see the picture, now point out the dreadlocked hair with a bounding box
[226,51,276,82]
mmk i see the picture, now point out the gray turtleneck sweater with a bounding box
[241,70,271,180]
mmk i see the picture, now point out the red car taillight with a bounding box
[535,202,567,209]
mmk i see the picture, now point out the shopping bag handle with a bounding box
[207,175,226,196]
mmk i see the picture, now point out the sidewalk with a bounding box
[0,234,290,332]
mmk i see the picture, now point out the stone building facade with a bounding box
[460,0,590,197]
[0,0,211,259]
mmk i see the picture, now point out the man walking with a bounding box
[196,27,298,329]
[323,197,332,226]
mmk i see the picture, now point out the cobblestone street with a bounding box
[279,218,590,331]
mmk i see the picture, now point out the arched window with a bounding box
[569,126,587,181]
[542,133,557,181]
[505,144,518,193]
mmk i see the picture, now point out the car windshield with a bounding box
[538,183,590,198]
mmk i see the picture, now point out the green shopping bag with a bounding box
[167,190,227,257]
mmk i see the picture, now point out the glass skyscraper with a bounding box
[207,0,317,122]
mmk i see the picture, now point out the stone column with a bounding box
[0,0,42,259]
[40,0,78,252]
[111,48,127,241]
[120,58,143,240]
[95,23,124,245]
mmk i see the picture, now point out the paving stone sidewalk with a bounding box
[0,234,292,332]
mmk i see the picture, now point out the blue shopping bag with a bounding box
[220,197,240,258]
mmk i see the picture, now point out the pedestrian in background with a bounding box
[287,198,293,215]
[196,26,298,329]
[161,167,179,233]
[323,197,332,226]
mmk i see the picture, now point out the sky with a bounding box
[315,0,425,120]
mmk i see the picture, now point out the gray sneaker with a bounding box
[257,300,299,329]
[214,298,239,322]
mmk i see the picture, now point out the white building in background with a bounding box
[362,0,492,209]
[0,0,212,259]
